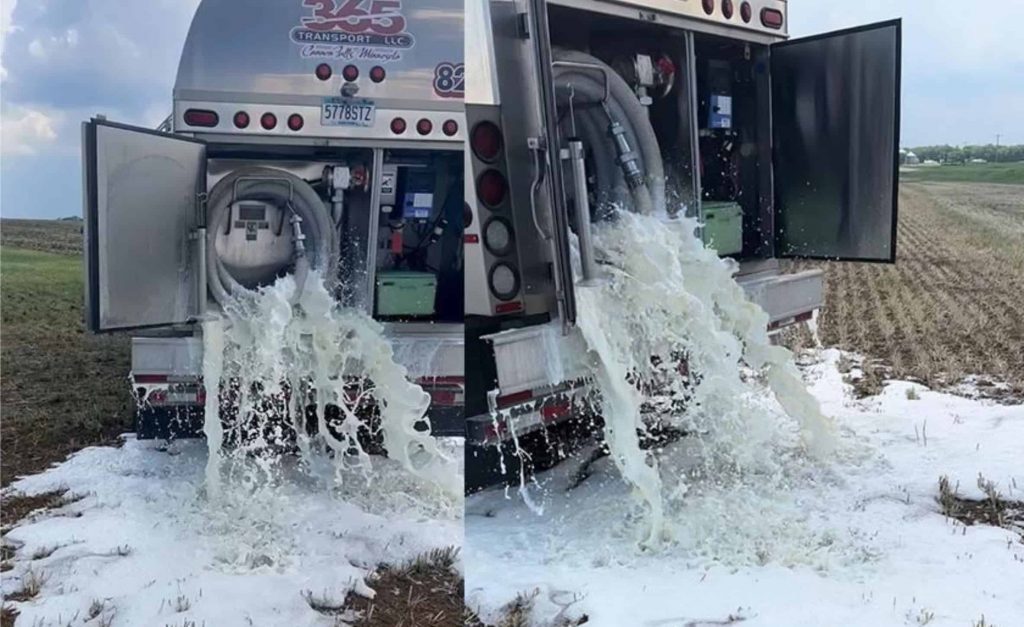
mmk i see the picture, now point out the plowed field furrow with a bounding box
[791,182,1024,401]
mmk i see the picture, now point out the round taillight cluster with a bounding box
[722,0,734,19]
[390,117,407,134]
[260,112,277,130]
[233,111,250,128]
[471,121,503,162]
[740,1,752,22]
[369,66,386,83]
[489,262,520,301]
[476,169,508,208]
[287,114,304,131]
[416,118,433,136]
[342,64,359,82]
[442,119,459,137]
[702,0,714,15]
[315,63,332,81]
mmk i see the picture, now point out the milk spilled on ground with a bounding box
[201,272,459,500]
[573,211,835,547]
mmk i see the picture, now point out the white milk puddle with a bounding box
[570,211,836,547]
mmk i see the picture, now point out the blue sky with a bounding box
[1,0,1022,219]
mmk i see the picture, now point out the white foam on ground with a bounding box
[465,350,1024,626]
[2,272,462,625]
[2,438,462,626]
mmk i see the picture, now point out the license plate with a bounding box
[321,98,375,127]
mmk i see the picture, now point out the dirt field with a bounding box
[0,219,83,256]
[785,181,1024,400]
[0,242,132,488]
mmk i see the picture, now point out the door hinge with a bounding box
[196,191,208,228]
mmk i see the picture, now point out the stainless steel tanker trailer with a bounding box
[463,0,901,488]
[82,0,466,440]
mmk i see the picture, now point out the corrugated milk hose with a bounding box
[552,49,666,215]
[205,166,337,306]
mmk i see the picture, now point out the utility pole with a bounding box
[995,134,1001,162]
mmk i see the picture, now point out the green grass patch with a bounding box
[901,162,1024,185]
[0,245,131,488]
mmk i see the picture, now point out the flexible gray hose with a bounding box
[206,166,337,306]
[552,49,666,215]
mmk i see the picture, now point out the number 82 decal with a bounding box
[433,62,464,99]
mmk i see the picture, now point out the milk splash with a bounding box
[574,210,835,547]
[201,271,459,499]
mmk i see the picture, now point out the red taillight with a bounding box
[442,119,458,136]
[260,113,277,130]
[369,66,386,83]
[702,0,714,15]
[470,121,502,162]
[183,109,218,127]
[476,169,507,208]
[390,117,407,134]
[740,2,752,22]
[315,63,332,81]
[495,301,523,314]
[287,114,304,131]
[416,118,433,135]
[721,0,734,19]
[342,64,359,81]
[233,111,250,129]
[149,389,167,404]
[761,7,784,29]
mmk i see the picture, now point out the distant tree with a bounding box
[910,144,1024,164]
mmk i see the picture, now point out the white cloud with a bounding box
[0,0,17,81]
[0,105,59,155]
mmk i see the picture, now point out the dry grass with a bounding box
[937,474,1024,539]
[784,182,1024,401]
[331,546,466,627]
[0,488,83,530]
[0,218,83,255]
[5,567,48,602]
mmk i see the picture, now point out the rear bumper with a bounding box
[736,262,824,331]
[471,261,824,444]
[129,323,465,435]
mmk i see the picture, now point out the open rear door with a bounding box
[771,20,901,262]
[527,0,577,326]
[83,119,206,332]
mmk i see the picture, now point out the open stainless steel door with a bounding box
[83,119,206,332]
[771,20,901,262]
[527,0,577,326]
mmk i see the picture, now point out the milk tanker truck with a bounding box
[464,0,901,488]
[82,0,466,440]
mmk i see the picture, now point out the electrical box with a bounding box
[706,59,733,129]
[399,169,435,220]
[375,270,437,317]
[702,201,743,255]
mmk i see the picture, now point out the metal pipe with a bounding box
[364,148,385,314]
[567,139,599,285]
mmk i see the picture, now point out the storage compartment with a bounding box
[693,33,772,259]
[375,271,437,317]
[701,201,743,255]
[372,149,463,322]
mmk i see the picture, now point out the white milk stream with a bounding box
[201,272,459,499]
[572,210,835,547]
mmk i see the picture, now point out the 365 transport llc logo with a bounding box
[290,0,415,61]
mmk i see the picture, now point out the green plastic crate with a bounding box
[702,201,743,255]
[375,271,437,317]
